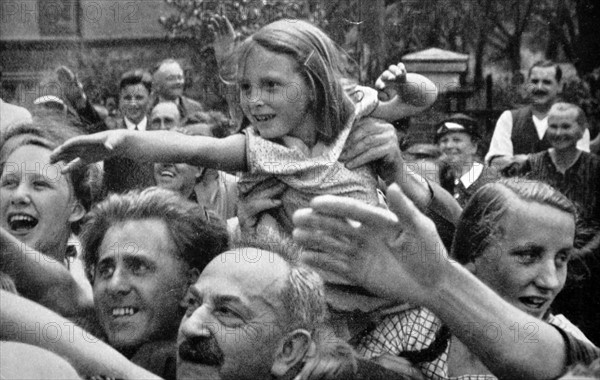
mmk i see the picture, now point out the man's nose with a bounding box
[180,305,216,339]
[106,267,132,294]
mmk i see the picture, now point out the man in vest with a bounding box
[485,60,590,169]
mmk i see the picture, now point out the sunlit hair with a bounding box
[451,178,577,264]
[0,119,101,233]
[549,102,589,130]
[81,187,230,283]
[231,232,329,331]
[152,58,182,75]
[119,69,152,93]
[230,19,355,145]
[528,59,562,82]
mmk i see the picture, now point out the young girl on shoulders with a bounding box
[52,18,437,235]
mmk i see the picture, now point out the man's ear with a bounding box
[179,268,201,308]
[68,201,85,223]
[271,329,314,377]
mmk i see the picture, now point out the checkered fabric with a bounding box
[358,307,594,380]
[358,307,497,380]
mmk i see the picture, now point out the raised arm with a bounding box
[209,15,237,69]
[50,129,247,173]
[293,186,587,380]
[56,66,108,134]
[371,63,438,120]
[0,228,93,318]
[1,290,163,380]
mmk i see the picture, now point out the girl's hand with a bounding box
[50,130,128,173]
[209,15,236,66]
[292,184,449,304]
[375,62,407,102]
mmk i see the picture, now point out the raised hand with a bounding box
[293,184,449,304]
[56,66,86,109]
[209,15,236,67]
[50,130,129,173]
[375,63,407,102]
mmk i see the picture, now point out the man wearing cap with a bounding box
[436,114,499,207]
[485,60,590,169]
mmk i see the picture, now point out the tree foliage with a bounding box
[159,0,599,119]
[159,0,325,48]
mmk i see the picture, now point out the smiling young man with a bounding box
[486,60,590,169]
[80,187,229,380]
[57,66,157,194]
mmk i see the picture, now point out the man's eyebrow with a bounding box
[510,244,544,255]
[122,254,154,265]
[214,294,245,306]
[97,256,114,265]
[215,295,254,316]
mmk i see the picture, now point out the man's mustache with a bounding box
[178,336,225,366]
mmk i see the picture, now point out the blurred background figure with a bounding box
[436,114,499,207]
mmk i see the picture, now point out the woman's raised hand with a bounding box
[293,184,449,304]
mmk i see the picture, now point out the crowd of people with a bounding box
[1,15,599,380]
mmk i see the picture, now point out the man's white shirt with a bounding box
[124,116,148,131]
[485,110,590,164]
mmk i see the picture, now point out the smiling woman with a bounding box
[0,119,100,316]
[355,179,593,379]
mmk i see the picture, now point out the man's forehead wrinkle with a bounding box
[248,275,286,312]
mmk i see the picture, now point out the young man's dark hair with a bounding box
[119,69,152,93]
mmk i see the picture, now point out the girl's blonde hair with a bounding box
[233,19,355,145]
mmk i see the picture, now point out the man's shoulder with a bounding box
[181,96,204,112]
[508,105,532,119]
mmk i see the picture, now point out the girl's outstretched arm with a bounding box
[371,62,438,120]
[51,129,247,173]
